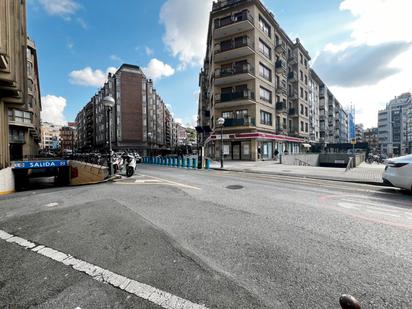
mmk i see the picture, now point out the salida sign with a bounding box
[12,160,69,169]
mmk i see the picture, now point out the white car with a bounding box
[383,154,412,191]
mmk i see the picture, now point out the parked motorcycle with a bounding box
[123,153,136,177]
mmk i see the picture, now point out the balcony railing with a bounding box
[212,0,250,11]
[289,108,299,116]
[288,55,297,65]
[215,63,254,78]
[288,71,297,82]
[275,60,286,73]
[289,91,298,100]
[276,101,287,111]
[215,37,254,54]
[223,117,256,127]
[275,42,287,54]
[216,89,255,103]
[214,11,254,29]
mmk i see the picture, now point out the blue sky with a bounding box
[27,0,412,128]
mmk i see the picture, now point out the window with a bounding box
[300,104,304,114]
[259,39,271,59]
[222,111,233,119]
[259,16,271,37]
[301,121,304,131]
[305,123,309,132]
[276,95,280,103]
[305,107,308,116]
[300,53,303,64]
[275,35,280,45]
[260,86,272,103]
[300,87,304,98]
[259,63,272,81]
[235,109,248,119]
[304,59,308,68]
[300,70,303,81]
[305,91,308,101]
[305,75,308,85]
[260,110,272,126]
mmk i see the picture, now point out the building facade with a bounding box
[364,128,379,153]
[198,0,348,161]
[378,92,412,156]
[0,0,28,167]
[355,124,364,143]
[76,64,177,155]
[8,37,42,161]
[60,122,76,154]
[41,122,61,151]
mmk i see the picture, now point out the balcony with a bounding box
[275,60,286,74]
[212,0,250,11]
[214,37,255,62]
[214,63,255,86]
[214,11,254,39]
[287,71,297,82]
[275,42,286,54]
[288,91,298,101]
[289,108,299,117]
[223,117,256,127]
[288,55,297,65]
[275,82,287,95]
[276,101,287,112]
[215,89,255,107]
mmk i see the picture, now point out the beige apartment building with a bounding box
[0,0,27,168]
[198,0,313,161]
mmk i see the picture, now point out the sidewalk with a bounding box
[210,160,385,185]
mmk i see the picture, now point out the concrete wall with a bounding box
[281,154,320,166]
[0,167,15,195]
[69,161,108,186]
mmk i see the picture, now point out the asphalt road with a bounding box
[0,165,411,308]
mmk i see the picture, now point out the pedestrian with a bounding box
[273,149,279,161]
[257,146,261,160]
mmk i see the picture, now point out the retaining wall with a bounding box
[69,161,108,186]
[0,167,15,195]
[281,154,320,166]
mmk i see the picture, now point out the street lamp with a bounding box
[148,132,152,158]
[217,117,225,168]
[103,95,115,177]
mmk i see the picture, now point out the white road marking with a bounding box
[342,198,400,211]
[134,179,162,184]
[338,202,358,209]
[366,209,401,218]
[0,229,208,309]
[45,202,59,207]
[116,174,201,190]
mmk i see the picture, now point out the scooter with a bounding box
[123,153,136,177]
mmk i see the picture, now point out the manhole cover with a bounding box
[226,185,244,190]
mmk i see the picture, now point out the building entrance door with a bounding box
[10,143,23,161]
[232,142,241,160]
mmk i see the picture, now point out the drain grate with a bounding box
[226,185,244,190]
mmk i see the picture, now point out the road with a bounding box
[0,165,411,308]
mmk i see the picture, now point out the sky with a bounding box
[27,0,412,128]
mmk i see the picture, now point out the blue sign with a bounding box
[12,160,69,169]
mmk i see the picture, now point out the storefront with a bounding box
[206,132,304,161]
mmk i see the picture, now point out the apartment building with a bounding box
[364,128,379,153]
[8,37,42,160]
[378,92,412,156]
[60,122,76,154]
[41,122,61,151]
[309,69,321,143]
[198,0,338,161]
[355,124,364,143]
[76,64,177,155]
[0,0,28,167]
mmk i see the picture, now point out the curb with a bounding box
[211,167,385,187]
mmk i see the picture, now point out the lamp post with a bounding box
[148,132,152,158]
[217,117,225,168]
[103,96,115,176]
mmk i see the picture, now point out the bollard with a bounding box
[205,159,210,170]
[173,158,177,167]
[177,158,181,168]
[182,158,186,168]
[186,158,190,169]
[192,158,197,169]
[162,158,166,166]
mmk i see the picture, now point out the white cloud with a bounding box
[315,0,412,128]
[143,58,175,81]
[41,95,67,126]
[145,46,154,56]
[69,67,117,87]
[159,0,213,69]
[39,0,79,18]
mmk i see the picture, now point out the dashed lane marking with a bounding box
[0,229,208,309]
